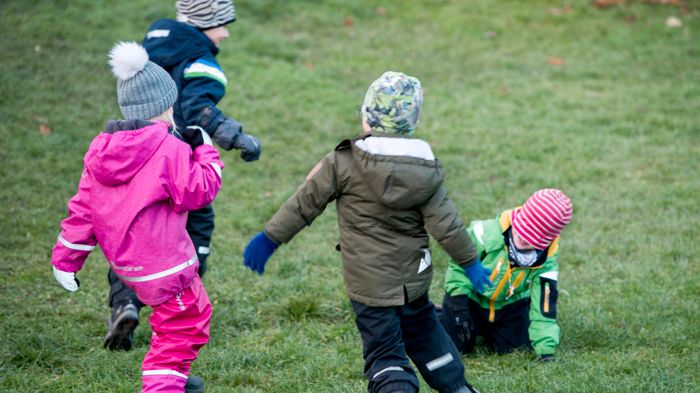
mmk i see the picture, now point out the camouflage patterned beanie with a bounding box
[362,71,423,135]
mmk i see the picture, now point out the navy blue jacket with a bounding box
[143,19,235,136]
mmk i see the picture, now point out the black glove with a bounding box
[539,354,555,363]
[180,126,212,150]
[454,311,472,344]
[448,295,473,345]
[212,118,261,161]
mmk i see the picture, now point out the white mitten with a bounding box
[53,266,80,292]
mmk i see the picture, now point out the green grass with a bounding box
[1,0,699,392]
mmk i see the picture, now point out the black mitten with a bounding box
[213,118,261,161]
[181,126,212,149]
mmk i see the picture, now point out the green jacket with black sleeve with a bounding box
[444,209,561,356]
[265,131,478,307]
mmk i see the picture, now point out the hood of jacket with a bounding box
[85,120,169,186]
[143,19,218,69]
[351,132,444,210]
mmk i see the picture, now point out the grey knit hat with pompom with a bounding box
[109,42,177,120]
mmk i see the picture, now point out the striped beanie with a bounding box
[176,0,236,29]
[511,189,573,249]
[109,42,177,120]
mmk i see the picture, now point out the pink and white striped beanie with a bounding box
[511,189,572,249]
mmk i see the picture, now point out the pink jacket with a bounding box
[51,120,224,305]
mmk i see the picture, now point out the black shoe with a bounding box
[185,375,205,393]
[103,303,139,351]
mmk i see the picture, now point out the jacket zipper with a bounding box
[507,271,526,299]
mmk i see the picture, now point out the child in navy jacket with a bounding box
[104,0,261,352]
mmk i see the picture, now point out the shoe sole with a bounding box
[103,309,139,351]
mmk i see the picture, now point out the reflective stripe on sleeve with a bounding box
[473,221,485,245]
[58,234,95,251]
[114,255,197,283]
[209,162,222,179]
[184,60,227,86]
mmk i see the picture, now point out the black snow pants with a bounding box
[438,293,531,355]
[351,293,469,393]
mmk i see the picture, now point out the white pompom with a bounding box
[109,42,149,81]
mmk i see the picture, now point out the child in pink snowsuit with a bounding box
[50,42,223,393]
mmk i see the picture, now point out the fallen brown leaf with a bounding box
[343,16,354,27]
[593,0,625,9]
[548,57,566,66]
[645,0,680,4]
[39,123,52,135]
[548,5,573,16]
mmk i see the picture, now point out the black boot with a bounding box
[185,375,205,393]
[103,303,139,351]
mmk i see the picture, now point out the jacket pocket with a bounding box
[540,276,558,319]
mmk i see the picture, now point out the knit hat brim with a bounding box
[119,83,178,120]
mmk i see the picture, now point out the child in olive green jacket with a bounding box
[439,189,572,361]
[243,72,485,393]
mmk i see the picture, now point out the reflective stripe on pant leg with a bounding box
[426,352,454,371]
[372,366,405,379]
[142,371,187,393]
[142,369,188,379]
[400,295,467,392]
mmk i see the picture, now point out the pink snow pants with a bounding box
[142,276,211,393]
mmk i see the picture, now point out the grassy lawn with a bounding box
[1,0,699,392]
